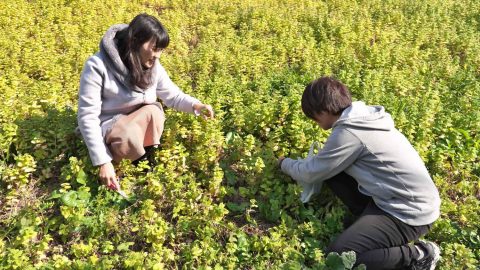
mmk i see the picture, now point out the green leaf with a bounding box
[117,242,134,252]
[225,131,234,144]
[76,168,87,185]
[226,202,248,213]
[325,252,345,270]
[77,189,91,201]
[20,217,31,227]
[61,191,78,207]
[225,170,236,185]
[341,251,356,269]
[353,264,366,270]
[48,190,63,200]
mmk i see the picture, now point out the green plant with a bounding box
[0,0,479,268]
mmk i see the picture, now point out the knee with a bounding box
[144,104,166,126]
[114,135,142,151]
[326,232,365,255]
[109,123,139,143]
[326,239,350,255]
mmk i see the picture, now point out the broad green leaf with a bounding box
[117,242,134,252]
[353,264,367,270]
[341,251,356,269]
[225,131,234,144]
[61,191,78,207]
[226,202,248,213]
[77,189,91,202]
[76,168,87,185]
[48,190,63,200]
[325,252,345,270]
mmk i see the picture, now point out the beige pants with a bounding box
[105,104,165,163]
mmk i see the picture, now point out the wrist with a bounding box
[192,103,202,116]
[99,162,112,168]
[278,157,286,168]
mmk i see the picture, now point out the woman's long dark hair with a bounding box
[116,13,169,89]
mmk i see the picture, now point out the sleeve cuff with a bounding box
[192,103,201,116]
[280,158,292,174]
[90,151,113,166]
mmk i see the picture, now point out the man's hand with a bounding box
[277,156,286,168]
[193,103,215,119]
[99,162,120,191]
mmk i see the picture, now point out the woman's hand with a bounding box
[193,103,215,119]
[99,162,120,190]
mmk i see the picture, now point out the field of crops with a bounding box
[0,0,479,269]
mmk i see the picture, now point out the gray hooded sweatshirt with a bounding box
[78,24,200,166]
[281,101,441,226]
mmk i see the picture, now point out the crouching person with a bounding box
[77,14,214,191]
[278,77,441,270]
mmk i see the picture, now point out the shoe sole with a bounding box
[429,242,441,270]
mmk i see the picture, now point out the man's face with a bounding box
[313,111,338,130]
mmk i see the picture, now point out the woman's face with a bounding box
[139,38,163,69]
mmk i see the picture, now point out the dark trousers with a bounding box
[324,172,431,270]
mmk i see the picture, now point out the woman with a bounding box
[78,13,214,191]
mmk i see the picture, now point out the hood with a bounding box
[99,24,158,90]
[333,101,394,131]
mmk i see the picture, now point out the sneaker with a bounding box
[410,240,441,270]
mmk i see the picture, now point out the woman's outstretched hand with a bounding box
[193,103,215,119]
[99,162,120,191]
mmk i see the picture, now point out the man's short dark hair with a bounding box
[301,76,352,119]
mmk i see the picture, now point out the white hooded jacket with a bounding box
[77,24,200,166]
